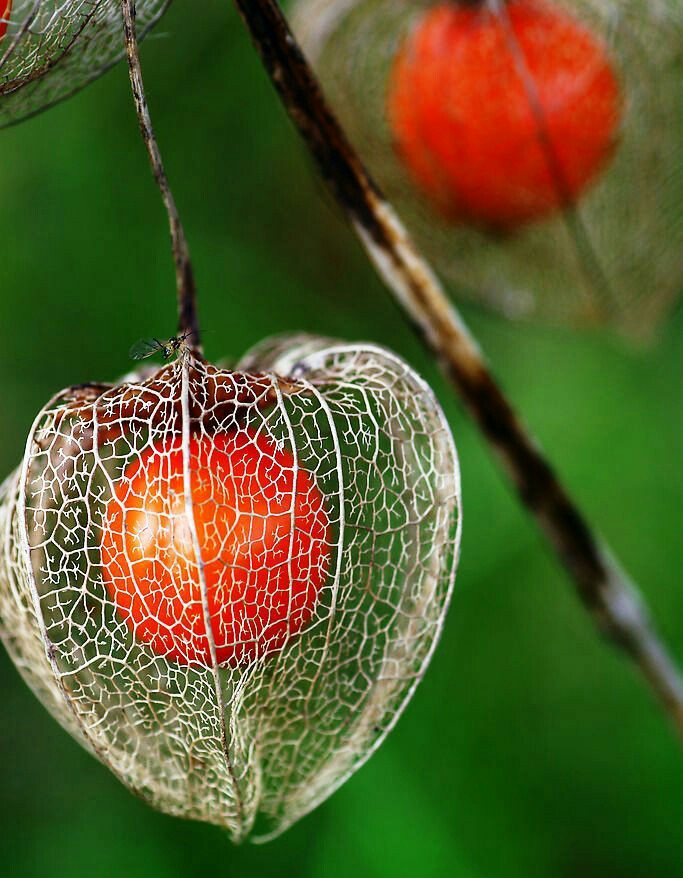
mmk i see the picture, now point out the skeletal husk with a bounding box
[0,334,461,842]
[293,0,683,337]
[0,0,170,128]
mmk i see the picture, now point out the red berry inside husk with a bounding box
[0,1,11,40]
[387,0,622,229]
[101,429,331,667]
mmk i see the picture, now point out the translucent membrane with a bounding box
[0,0,170,127]
[293,0,683,336]
[0,335,461,841]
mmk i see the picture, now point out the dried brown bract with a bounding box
[294,0,683,336]
[0,334,461,840]
[0,0,171,127]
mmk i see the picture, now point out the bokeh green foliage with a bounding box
[0,1,682,876]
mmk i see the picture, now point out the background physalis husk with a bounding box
[293,0,683,338]
[0,0,171,128]
[0,334,461,842]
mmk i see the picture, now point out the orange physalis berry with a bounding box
[101,429,331,667]
[387,0,622,229]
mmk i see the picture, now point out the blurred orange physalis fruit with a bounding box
[101,429,331,667]
[0,0,11,40]
[387,0,622,229]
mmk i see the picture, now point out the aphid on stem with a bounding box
[129,329,201,362]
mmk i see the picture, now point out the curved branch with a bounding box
[231,0,683,736]
[120,0,201,353]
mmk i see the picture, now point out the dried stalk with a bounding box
[120,0,201,353]
[230,0,683,736]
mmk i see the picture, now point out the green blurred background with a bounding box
[1,2,682,875]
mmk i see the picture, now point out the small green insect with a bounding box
[129,330,198,362]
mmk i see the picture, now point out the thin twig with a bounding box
[231,0,683,736]
[120,0,201,353]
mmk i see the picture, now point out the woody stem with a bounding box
[121,0,202,353]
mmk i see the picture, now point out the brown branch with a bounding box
[120,0,201,353]
[231,0,683,736]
